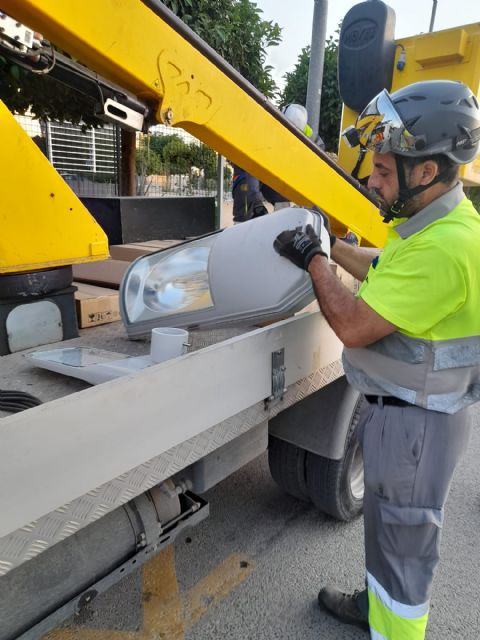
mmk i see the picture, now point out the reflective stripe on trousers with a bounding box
[368,571,428,639]
[356,401,472,639]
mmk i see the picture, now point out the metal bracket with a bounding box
[17,493,209,640]
[0,14,34,51]
[156,49,218,126]
[96,97,145,132]
[265,348,286,410]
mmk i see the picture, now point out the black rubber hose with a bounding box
[0,390,42,413]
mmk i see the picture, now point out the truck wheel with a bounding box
[305,396,365,521]
[268,436,310,502]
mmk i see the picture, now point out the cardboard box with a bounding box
[72,259,129,288]
[108,239,184,262]
[134,239,184,248]
[74,282,120,328]
[108,244,157,261]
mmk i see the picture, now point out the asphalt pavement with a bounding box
[47,406,480,640]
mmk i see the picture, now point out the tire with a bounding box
[268,436,310,502]
[305,395,365,521]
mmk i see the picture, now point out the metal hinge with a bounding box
[265,348,286,410]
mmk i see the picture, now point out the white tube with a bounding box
[150,327,189,363]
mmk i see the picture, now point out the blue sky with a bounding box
[255,0,480,89]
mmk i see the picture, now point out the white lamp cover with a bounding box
[120,207,328,338]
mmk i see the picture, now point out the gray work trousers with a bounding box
[357,399,472,639]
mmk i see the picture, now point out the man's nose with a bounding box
[367,173,378,190]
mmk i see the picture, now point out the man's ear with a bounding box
[419,160,439,185]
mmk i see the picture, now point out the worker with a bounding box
[232,104,325,223]
[231,166,272,221]
[273,79,480,639]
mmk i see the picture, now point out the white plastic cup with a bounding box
[150,327,190,363]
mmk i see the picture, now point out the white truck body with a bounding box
[0,298,352,576]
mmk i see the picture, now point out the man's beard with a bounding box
[371,188,421,219]
[370,189,387,210]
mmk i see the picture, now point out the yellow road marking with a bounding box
[141,546,185,640]
[184,553,255,627]
[42,548,255,640]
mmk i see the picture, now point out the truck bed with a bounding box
[0,320,247,418]
[0,310,344,575]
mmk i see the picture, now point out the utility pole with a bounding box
[306,0,328,135]
[429,0,438,32]
[215,154,224,230]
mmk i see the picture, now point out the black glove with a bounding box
[311,207,336,247]
[273,224,328,270]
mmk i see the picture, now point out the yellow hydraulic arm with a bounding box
[0,102,109,274]
[2,0,388,257]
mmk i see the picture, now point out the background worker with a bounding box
[232,104,325,223]
[273,80,480,639]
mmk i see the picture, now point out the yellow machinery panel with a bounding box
[2,0,388,248]
[0,101,109,274]
[338,23,480,188]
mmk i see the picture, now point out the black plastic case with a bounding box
[338,0,397,113]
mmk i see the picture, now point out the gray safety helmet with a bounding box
[390,80,480,164]
[343,80,480,221]
[346,80,480,165]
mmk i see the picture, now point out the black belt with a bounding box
[365,394,412,408]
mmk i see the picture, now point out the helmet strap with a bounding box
[382,155,450,223]
[351,146,367,180]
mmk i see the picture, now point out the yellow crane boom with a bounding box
[1,0,387,277]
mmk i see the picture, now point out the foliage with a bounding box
[161,0,281,99]
[280,46,309,107]
[0,55,101,127]
[279,33,343,152]
[318,35,343,152]
[149,133,184,158]
[162,138,194,174]
[136,133,218,178]
[31,134,48,156]
[190,143,217,179]
[135,145,163,176]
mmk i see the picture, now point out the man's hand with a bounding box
[273,224,328,271]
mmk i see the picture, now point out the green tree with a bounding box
[136,145,162,176]
[0,55,100,127]
[149,133,184,159]
[280,46,309,107]
[162,138,194,174]
[190,142,217,179]
[280,34,343,152]
[161,0,281,99]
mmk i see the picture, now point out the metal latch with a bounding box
[265,348,286,410]
[96,97,145,132]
